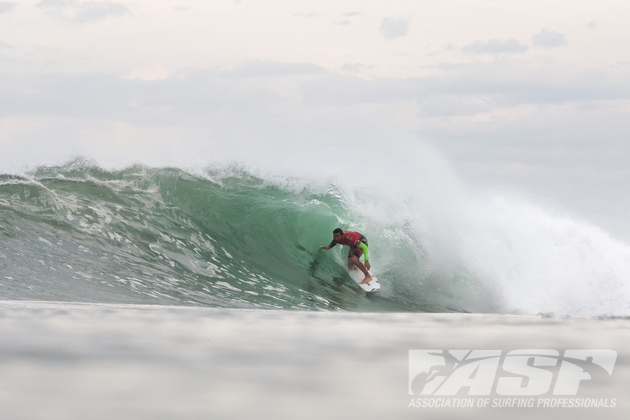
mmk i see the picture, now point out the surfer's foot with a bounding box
[360,275,373,284]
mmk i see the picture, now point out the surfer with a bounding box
[320,228,372,284]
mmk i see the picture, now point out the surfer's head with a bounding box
[333,228,343,241]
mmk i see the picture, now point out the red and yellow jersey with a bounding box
[329,231,363,248]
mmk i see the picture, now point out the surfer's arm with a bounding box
[357,242,371,270]
[357,242,369,261]
[320,240,337,250]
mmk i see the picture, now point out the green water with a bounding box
[0,160,498,312]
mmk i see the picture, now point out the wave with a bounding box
[1,158,629,315]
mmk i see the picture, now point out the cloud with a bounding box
[588,21,597,29]
[531,29,568,48]
[37,0,130,24]
[294,12,319,18]
[298,58,630,115]
[5,63,324,120]
[380,17,408,39]
[2,59,629,127]
[332,19,350,26]
[0,41,13,49]
[227,61,325,78]
[343,12,360,17]
[341,63,363,72]
[0,2,16,15]
[462,39,529,54]
[125,63,169,81]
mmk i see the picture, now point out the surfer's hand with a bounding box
[365,261,371,270]
[320,246,329,250]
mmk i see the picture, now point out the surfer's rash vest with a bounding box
[337,231,363,247]
[329,231,369,260]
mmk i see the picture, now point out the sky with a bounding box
[1,0,630,240]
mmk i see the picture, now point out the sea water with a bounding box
[0,301,628,420]
[2,158,630,419]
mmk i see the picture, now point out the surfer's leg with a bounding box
[347,249,357,270]
[348,255,372,284]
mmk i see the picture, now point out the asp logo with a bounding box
[409,349,617,396]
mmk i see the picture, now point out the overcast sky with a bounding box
[1,0,629,240]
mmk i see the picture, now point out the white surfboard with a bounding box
[348,269,381,292]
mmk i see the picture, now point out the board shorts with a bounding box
[348,235,368,258]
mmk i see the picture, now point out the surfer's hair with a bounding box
[333,228,343,235]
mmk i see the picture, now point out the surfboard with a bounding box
[348,269,381,292]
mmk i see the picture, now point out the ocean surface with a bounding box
[0,301,628,420]
[1,160,630,419]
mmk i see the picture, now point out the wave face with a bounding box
[1,159,630,316]
[0,160,453,312]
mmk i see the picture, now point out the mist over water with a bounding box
[1,137,629,316]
